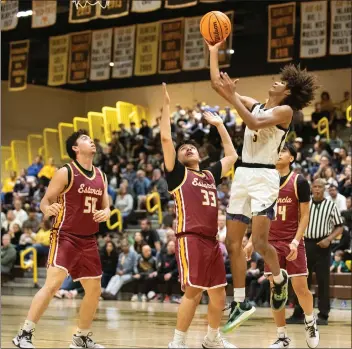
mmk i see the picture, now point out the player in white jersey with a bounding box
[207,41,318,333]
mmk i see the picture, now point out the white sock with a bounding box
[277,326,287,338]
[173,329,186,345]
[207,325,219,341]
[305,313,314,323]
[76,328,90,337]
[233,288,245,303]
[273,270,284,284]
[23,320,36,332]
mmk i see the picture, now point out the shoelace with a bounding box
[272,283,286,301]
[307,323,316,338]
[85,332,95,344]
[273,337,290,346]
[22,329,34,343]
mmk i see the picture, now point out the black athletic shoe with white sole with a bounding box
[12,329,35,349]
[271,269,289,311]
[70,333,104,348]
[269,335,291,348]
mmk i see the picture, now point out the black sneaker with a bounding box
[221,299,256,333]
[286,315,304,324]
[271,269,289,311]
[70,332,104,348]
[12,329,35,348]
[269,335,291,348]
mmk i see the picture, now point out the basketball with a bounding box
[200,11,232,45]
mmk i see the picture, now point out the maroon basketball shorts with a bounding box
[175,234,227,291]
[47,231,102,281]
[264,240,308,277]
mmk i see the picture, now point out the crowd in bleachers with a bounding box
[1,89,351,305]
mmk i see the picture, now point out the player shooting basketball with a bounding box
[207,40,318,333]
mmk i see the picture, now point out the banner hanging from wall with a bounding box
[134,22,160,76]
[183,16,206,70]
[165,0,197,9]
[159,18,183,74]
[90,29,112,81]
[99,0,129,19]
[69,0,98,23]
[48,35,69,86]
[267,2,296,62]
[330,0,352,55]
[32,0,57,28]
[1,0,18,31]
[68,31,92,84]
[131,0,162,13]
[199,0,223,2]
[112,25,135,78]
[300,1,327,58]
[8,40,30,92]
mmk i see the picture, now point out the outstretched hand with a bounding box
[162,82,170,105]
[203,111,223,127]
[205,39,225,51]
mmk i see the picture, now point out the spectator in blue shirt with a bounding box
[27,156,43,177]
[133,170,151,209]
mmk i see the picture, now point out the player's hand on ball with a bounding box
[93,208,110,223]
[243,242,253,261]
[286,243,298,261]
[45,203,62,217]
[203,111,223,127]
[162,82,170,105]
[205,39,224,51]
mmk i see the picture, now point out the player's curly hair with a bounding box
[280,64,318,111]
[66,129,89,160]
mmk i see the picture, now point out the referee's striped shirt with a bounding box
[305,198,344,239]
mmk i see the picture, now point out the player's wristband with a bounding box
[291,239,299,248]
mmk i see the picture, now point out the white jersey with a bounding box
[242,103,289,166]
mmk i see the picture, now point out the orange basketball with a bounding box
[200,11,232,45]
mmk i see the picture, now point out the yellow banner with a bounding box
[48,34,69,86]
[134,22,160,76]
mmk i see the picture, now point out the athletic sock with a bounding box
[273,270,284,284]
[23,320,36,332]
[173,329,186,345]
[305,313,314,323]
[207,325,219,341]
[233,288,245,303]
[277,326,287,338]
[76,328,90,337]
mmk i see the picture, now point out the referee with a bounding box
[287,178,344,326]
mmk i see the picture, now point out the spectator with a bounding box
[145,163,154,181]
[338,165,352,198]
[327,185,347,212]
[13,199,28,225]
[121,162,137,185]
[217,214,227,242]
[38,157,56,187]
[100,241,119,290]
[312,155,330,178]
[133,170,151,209]
[139,119,152,139]
[149,169,170,208]
[118,123,131,149]
[55,276,83,299]
[311,103,330,130]
[18,222,36,252]
[1,234,17,277]
[101,240,137,300]
[130,122,139,139]
[132,135,148,158]
[9,223,22,246]
[1,171,16,205]
[218,183,230,210]
[32,184,46,209]
[152,117,161,139]
[162,202,175,229]
[160,228,176,255]
[320,91,335,127]
[339,147,349,167]
[140,219,161,254]
[329,130,344,151]
[137,152,148,170]
[3,210,22,232]
[108,164,121,200]
[133,232,147,255]
[24,208,40,233]
[13,170,30,198]
[110,131,125,155]
[32,219,51,258]
[27,156,43,177]
[330,250,349,273]
[224,106,236,129]
[115,183,133,224]
[131,245,158,302]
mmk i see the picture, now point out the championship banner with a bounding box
[183,16,206,70]
[69,0,98,23]
[267,2,296,62]
[48,35,69,86]
[300,1,327,58]
[134,22,160,76]
[112,25,135,78]
[1,0,18,31]
[330,0,352,55]
[199,0,224,2]
[159,18,183,74]
[90,29,112,81]
[32,0,57,28]
[99,0,129,19]
[165,0,197,9]
[68,31,91,84]
[131,0,162,13]
[8,40,30,92]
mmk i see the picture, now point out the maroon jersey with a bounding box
[171,168,218,238]
[52,162,105,236]
[270,172,300,242]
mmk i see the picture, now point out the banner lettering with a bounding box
[131,0,162,13]
[48,35,69,86]
[165,0,197,9]
[32,0,57,28]
[69,0,98,23]
[99,0,129,19]
[1,0,18,31]
[9,40,30,91]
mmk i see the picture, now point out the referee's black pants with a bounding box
[292,238,331,320]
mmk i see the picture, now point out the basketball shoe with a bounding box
[13,329,35,349]
[304,317,319,348]
[70,333,104,348]
[269,334,291,348]
[221,300,256,333]
[168,341,187,348]
[271,269,289,311]
[202,333,237,348]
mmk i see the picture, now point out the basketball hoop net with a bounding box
[72,0,110,10]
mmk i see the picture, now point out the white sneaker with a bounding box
[168,341,187,348]
[70,333,104,348]
[12,329,35,348]
[269,335,291,348]
[131,294,138,302]
[202,334,237,348]
[141,294,147,302]
[305,317,319,348]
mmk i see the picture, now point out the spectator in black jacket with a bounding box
[100,241,118,290]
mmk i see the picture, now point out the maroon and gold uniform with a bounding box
[166,160,226,290]
[264,171,310,277]
[47,161,105,281]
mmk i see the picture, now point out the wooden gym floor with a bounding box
[1,295,351,348]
